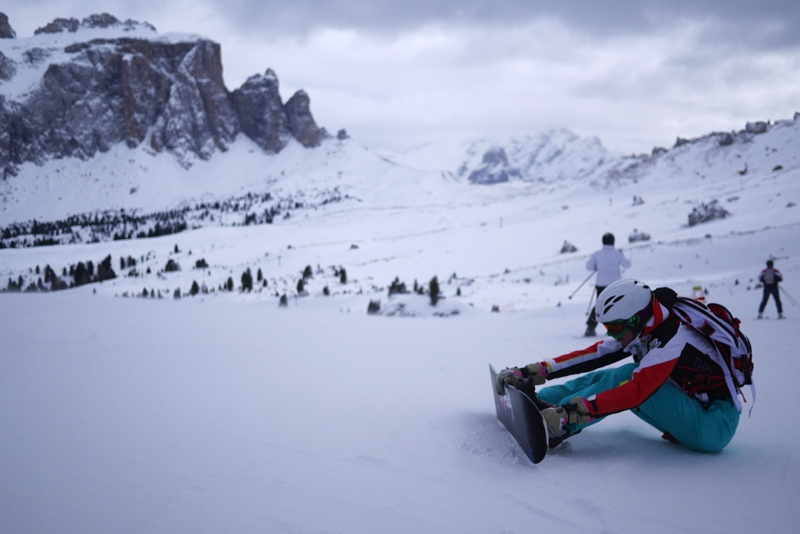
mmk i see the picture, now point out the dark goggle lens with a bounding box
[603,321,626,338]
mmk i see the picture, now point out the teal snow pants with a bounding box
[536,362,740,453]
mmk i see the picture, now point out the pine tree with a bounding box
[73,262,90,286]
[340,268,347,284]
[388,277,408,295]
[429,276,441,306]
[190,281,200,295]
[241,268,253,292]
[96,255,116,281]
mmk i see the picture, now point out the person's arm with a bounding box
[619,251,631,270]
[586,253,597,272]
[582,336,686,416]
[543,339,630,379]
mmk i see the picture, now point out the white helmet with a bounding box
[595,279,653,328]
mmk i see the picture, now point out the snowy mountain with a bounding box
[391,129,611,184]
[2,13,800,534]
[1,108,798,314]
[0,12,327,177]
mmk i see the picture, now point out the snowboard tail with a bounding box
[489,364,549,464]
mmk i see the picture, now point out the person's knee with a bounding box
[683,435,729,453]
[686,430,737,452]
[682,410,739,453]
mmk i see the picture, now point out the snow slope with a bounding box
[1,283,799,533]
[1,115,800,532]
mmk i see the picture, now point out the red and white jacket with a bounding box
[540,295,730,417]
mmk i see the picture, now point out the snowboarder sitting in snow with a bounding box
[496,279,744,453]
[757,259,784,319]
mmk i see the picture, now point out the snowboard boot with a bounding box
[530,391,556,412]
[779,313,785,319]
[757,312,763,319]
[548,428,581,449]
[541,412,581,449]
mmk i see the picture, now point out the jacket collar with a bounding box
[641,298,670,338]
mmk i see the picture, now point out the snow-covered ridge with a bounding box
[383,129,610,185]
[1,109,798,317]
[0,12,327,179]
[585,112,800,189]
[0,14,167,100]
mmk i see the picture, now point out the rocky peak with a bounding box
[232,69,291,153]
[81,13,123,30]
[467,147,519,184]
[0,14,329,175]
[285,90,328,148]
[149,40,239,165]
[34,17,80,35]
[34,13,156,35]
[0,12,15,39]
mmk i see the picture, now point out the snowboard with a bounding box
[489,364,549,464]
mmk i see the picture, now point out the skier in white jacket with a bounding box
[584,233,631,336]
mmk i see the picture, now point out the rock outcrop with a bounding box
[0,12,15,39]
[232,69,291,153]
[33,13,156,35]
[285,90,327,148]
[0,13,328,175]
[467,147,520,184]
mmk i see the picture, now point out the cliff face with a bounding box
[232,69,292,153]
[0,13,328,176]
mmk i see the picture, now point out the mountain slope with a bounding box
[1,113,798,318]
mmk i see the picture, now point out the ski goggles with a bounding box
[602,314,643,340]
[602,321,628,339]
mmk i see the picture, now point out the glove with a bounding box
[541,397,593,439]
[495,363,547,395]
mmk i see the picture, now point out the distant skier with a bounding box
[758,259,784,319]
[496,279,750,454]
[584,233,631,336]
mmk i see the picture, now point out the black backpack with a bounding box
[671,296,755,413]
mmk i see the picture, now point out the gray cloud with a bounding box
[199,0,800,49]
[12,1,795,49]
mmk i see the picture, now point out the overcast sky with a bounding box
[4,1,800,154]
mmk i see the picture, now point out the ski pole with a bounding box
[568,271,596,300]
[780,286,799,307]
[586,286,597,316]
